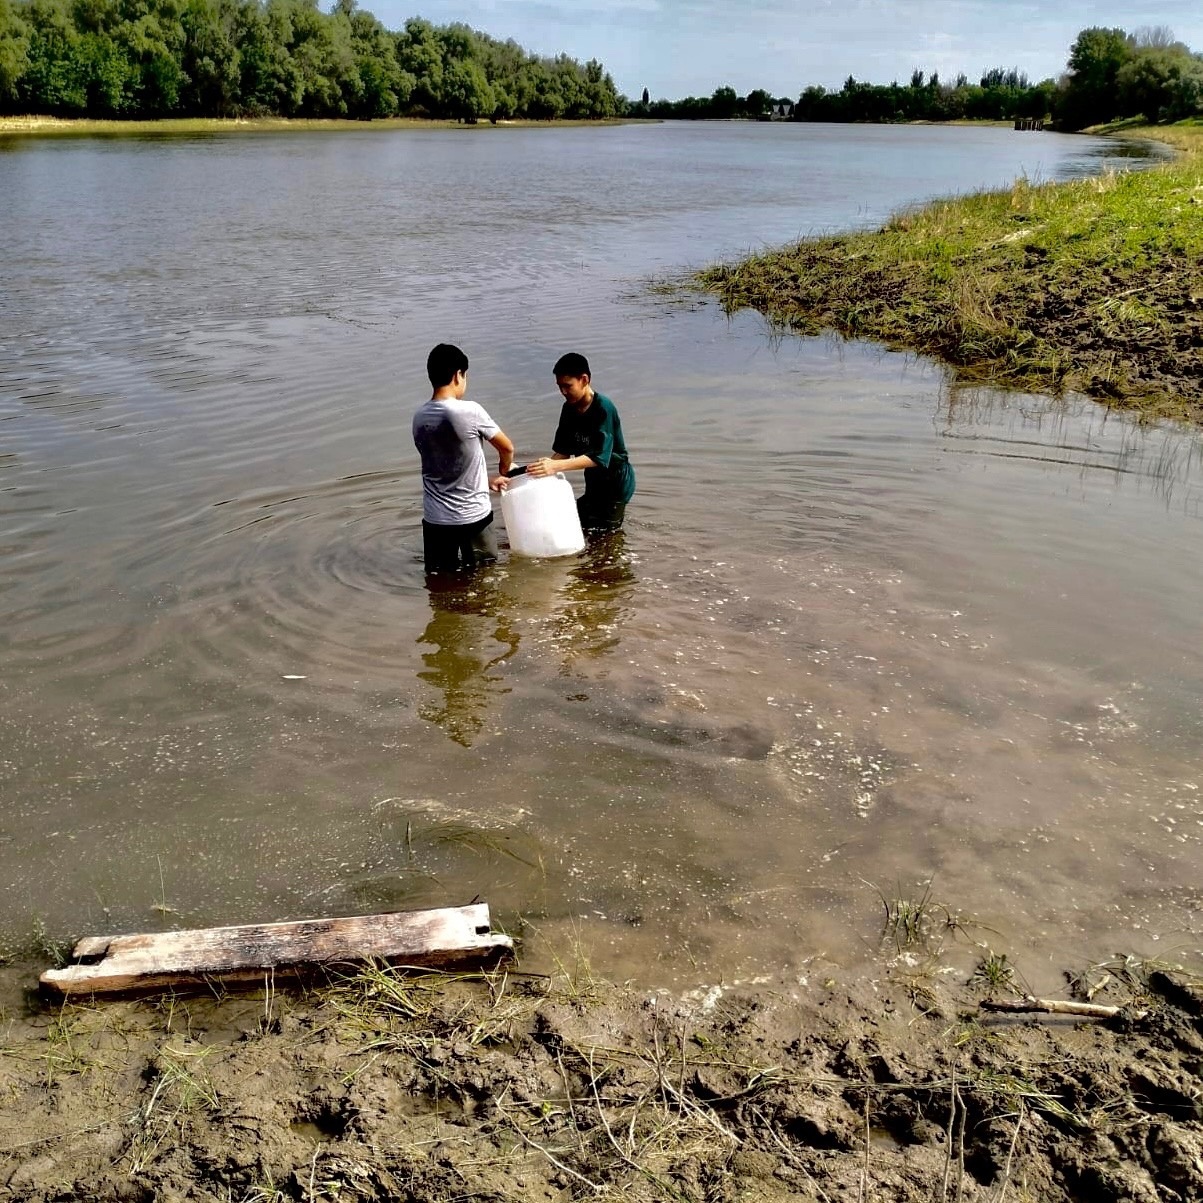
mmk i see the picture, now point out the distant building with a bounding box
[771,101,793,120]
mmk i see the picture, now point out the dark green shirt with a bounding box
[552,391,635,504]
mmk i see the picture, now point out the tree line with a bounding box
[637,26,1203,129]
[628,85,793,121]
[1,7,1199,129]
[792,68,1053,124]
[634,69,1052,123]
[0,0,622,120]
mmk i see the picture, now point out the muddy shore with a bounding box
[3,948,1203,1201]
[698,122,1203,426]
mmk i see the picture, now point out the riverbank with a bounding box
[698,121,1203,424]
[0,115,635,137]
[2,939,1202,1202]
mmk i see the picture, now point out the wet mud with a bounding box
[2,957,1202,1202]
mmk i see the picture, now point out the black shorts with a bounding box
[422,513,498,573]
[577,492,627,532]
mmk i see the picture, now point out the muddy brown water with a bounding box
[1,122,1198,993]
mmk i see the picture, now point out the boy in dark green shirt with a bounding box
[525,352,635,532]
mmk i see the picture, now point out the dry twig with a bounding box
[994,1103,1024,1203]
[980,996,1146,1020]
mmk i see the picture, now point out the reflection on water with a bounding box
[418,574,519,747]
[549,532,638,668]
[937,387,1203,513]
[1071,135,1176,168]
[1,123,1201,991]
[417,534,637,745]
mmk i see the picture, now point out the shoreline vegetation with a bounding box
[0,113,1019,136]
[0,113,634,134]
[2,929,1203,1201]
[698,121,1203,426]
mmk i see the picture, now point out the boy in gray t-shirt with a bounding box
[412,344,514,574]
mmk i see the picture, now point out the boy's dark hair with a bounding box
[427,343,469,387]
[553,352,591,378]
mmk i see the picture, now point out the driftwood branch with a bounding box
[40,903,513,998]
[980,996,1146,1020]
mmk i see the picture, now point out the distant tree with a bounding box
[552,53,585,117]
[1055,26,1131,129]
[179,0,241,117]
[343,3,409,117]
[526,60,563,119]
[1117,44,1203,121]
[19,0,88,113]
[981,67,1029,89]
[442,55,490,121]
[230,1,286,114]
[710,83,736,118]
[394,17,443,114]
[743,87,771,117]
[0,0,30,107]
[1020,77,1057,120]
[509,60,539,114]
[274,0,353,117]
[582,56,617,117]
[793,83,826,119]
[1168,58,1203,120]
[640,85,647,104]
[1130,25,1179,50]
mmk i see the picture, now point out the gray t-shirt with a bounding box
[412,397,500,525]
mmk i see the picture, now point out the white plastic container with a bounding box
[500,473,585,558]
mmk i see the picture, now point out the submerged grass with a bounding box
[699,120,1203,423]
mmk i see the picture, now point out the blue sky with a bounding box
[369,0,1203,100]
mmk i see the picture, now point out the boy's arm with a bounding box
[487,431,514,489]
[529,452,594,476]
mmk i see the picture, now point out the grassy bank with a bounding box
[699,121,1203,424]
[0,115,633,136]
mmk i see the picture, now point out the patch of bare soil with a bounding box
[2,957,1202,1202]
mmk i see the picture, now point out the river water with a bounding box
[1,122,1199,990]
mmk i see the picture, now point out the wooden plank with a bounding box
[40,903,513,998]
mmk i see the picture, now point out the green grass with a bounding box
[970,950,1016,994]
[0,917,71,969]
[699,121,1203,424]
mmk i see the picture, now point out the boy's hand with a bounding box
[527,457,556,478]
[489,475,510,492]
